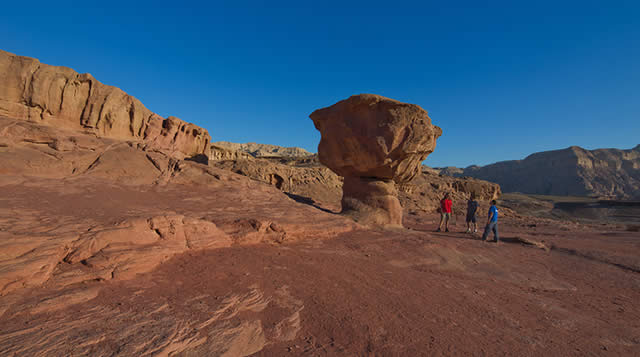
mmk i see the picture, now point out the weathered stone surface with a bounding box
[210,149,502,218]
[431,166,464,176]
[398,167,502,215]
[0,115,358,298]
[0,49,210,159]
[310,94,442,226]
[211,156,343,207]
[449,145,640,199]
[212,141,313,158]
[210,143,255,161]
[341,176,403,226]
[310,94,442,182]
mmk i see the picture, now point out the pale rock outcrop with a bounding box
[210,147,501,216]
[210,143,255,161]
[398,168,501,215]
[212,141,313,158]
[212,157,343,207]
[310,94,442,226]
[0,49,210,159]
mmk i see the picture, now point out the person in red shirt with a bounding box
[437,193,453,232]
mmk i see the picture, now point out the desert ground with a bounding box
[1,149,639,356]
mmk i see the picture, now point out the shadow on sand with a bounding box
[284,192,337,214]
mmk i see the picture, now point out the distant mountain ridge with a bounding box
[439,145,640,199]
[212,141,313,158]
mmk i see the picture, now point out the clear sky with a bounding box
[2,0,638,167]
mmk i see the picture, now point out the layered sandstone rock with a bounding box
[0,50,210,159]
[0,115,358,301]
[210,148,501,217]
[398,167,502,215]
[310,94,442,226]
[455,145,640,199]
[210,143,254,161]
[211,157,343,207]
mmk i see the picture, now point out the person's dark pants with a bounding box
[482,221,499,242]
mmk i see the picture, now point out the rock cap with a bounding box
[310,93,442,183]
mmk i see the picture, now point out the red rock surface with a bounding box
[1,194,639,355]
[0,114,357,301]
[310,94,442,226]
[209,152,502,220]
[0,50,210,159]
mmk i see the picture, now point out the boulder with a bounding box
[310,94,442,226]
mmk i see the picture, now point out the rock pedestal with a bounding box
[310,94,442,227]
[341,176,403,225]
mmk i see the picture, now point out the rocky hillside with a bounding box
[211,155,501,215]
[212,141,312,158]
[445,145,640,199]
[0,49,210,159]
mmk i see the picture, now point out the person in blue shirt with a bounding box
[482,200,499,243]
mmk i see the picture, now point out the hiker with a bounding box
[436,193,453,232]
[465,193,479,233]
[482,199,499,242]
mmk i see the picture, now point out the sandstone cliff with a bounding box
[0,50,210,159]
[456,145,640,199]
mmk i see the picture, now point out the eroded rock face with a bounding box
[460,145,640,199]
[212,141,313,158]
[0,114,359,304]
[0,49,210,159]
[310,94,442,226]
[210,143,255,161]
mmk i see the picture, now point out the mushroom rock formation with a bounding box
[310,94,442,226]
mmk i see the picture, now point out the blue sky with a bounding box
[2,0,638,167]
